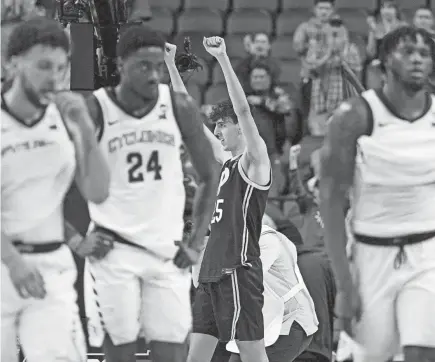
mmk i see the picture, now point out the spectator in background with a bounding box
[365,0,406,88]
[245,62,295,197]
[236,32,281,92]
[413,6,434,33]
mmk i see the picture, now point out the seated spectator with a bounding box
[235,32,281,92]
[245,62,295,197]
[365,0,406,88]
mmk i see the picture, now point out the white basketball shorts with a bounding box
[86,242,192,346]
[350,236,435,362]
[1,245,86,362]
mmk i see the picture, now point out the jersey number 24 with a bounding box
[127,151,162,183]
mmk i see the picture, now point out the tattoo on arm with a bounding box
[173,92,220,250]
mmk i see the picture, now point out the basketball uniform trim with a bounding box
[358,95,375,136]
[241,183,255,266]
[1,93,47,128]
[237,160,271,191]
[230,271,241,340]
[85,94,105,141]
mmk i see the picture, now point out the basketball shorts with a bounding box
[86,242,192,346]
[1,245,86,362]
[350,236,435,362]
[193,258,264,342]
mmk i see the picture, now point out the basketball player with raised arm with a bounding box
[319,26,435,362]
[180,36,272,362]
[80,26,219,362]
[1,17,110,362]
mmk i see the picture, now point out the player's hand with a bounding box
[335,284,362,338]
[80,230,115,260]
[164,43,177,64]
[203,36,227,58]
[8,260,46,299]
[54,91,94,139]
[173,240,201,269]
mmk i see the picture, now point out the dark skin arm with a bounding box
[319,98,370,293]
[172,92,220,254]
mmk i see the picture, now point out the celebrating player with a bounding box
[1,17,110,362]
[81,25,219,362]
[320,26,435,362]
[175,36,272,362]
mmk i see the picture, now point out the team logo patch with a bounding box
[158,104,168,120]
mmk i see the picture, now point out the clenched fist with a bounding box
[164,42,177,64]
[203,36,227,58]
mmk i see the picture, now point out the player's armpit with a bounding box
[85,94,104,141]
[172,92,220,251]
[319,98,371,291]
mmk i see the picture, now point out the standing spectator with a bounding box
[365,0,406,88]
[245,62,295,197]
[235,32,281,91]
[413,6,434,33]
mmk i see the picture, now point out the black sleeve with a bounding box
[85,94,105,141]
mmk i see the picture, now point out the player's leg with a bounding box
[18,247,86,362]
[140,261,191,362]
[89,244,142,362]
[396,240,435,362]
[187,282,220,362]
[351,242,401,362]
[1,264,22,362]
[223,260,268,362]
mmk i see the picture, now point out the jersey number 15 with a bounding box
[127,151,162,183]
[211,199,224,224]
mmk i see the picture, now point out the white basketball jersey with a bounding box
[1,102,76,242]
[89,85,185,258]
[352,89,435,237]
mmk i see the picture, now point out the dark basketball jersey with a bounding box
[199,155,270,282]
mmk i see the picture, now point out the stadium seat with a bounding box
[233,0,279,13]
[148,8,174,36]
[149,0,181,12]
[204,84,229,104]
[337,9,368,36]
[226,9,273,35]
[281,0,314,11]
[335,0,377,10]
[184,0,230,12]
[173,33,216,62]
[177,9,223,35]
[186,82,203,104]
[225,34,248,59]
[276,10,311,36]
[397,0,426,10]
[280,60,301,86]
[271,35,299,60]
[187,60,210,86]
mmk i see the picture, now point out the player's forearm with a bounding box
[188,175,219,252]
[319,187,353,291]
[75,124,110,204]
[166,61,188,94]
[1,232,24,269]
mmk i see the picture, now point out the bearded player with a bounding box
[173,36,271,362]
[1,17,110,362]
[79,25,219,362]
[320,26,435,362]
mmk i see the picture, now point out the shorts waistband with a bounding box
[355,230,435,247]
[13,241,64,254]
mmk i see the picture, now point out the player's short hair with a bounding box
[314,0,335,5]
[209,99,254,124]
[6,17,70,60]
[250,62,272,75]
[379,25,435,71]
[117,25,165,60]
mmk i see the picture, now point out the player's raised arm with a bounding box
[318,99,370,334]
[203,36,270,169]
[54,92,110,204]
[172,92,220,266]
[164,42,228,164]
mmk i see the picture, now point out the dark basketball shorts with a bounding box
[192,258,264,342]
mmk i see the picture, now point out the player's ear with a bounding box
[117,57,124,75]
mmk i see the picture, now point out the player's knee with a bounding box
[403,345,435,362]
[187,333,219,362]
[150,340,188,362]
[236,340,269,362]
